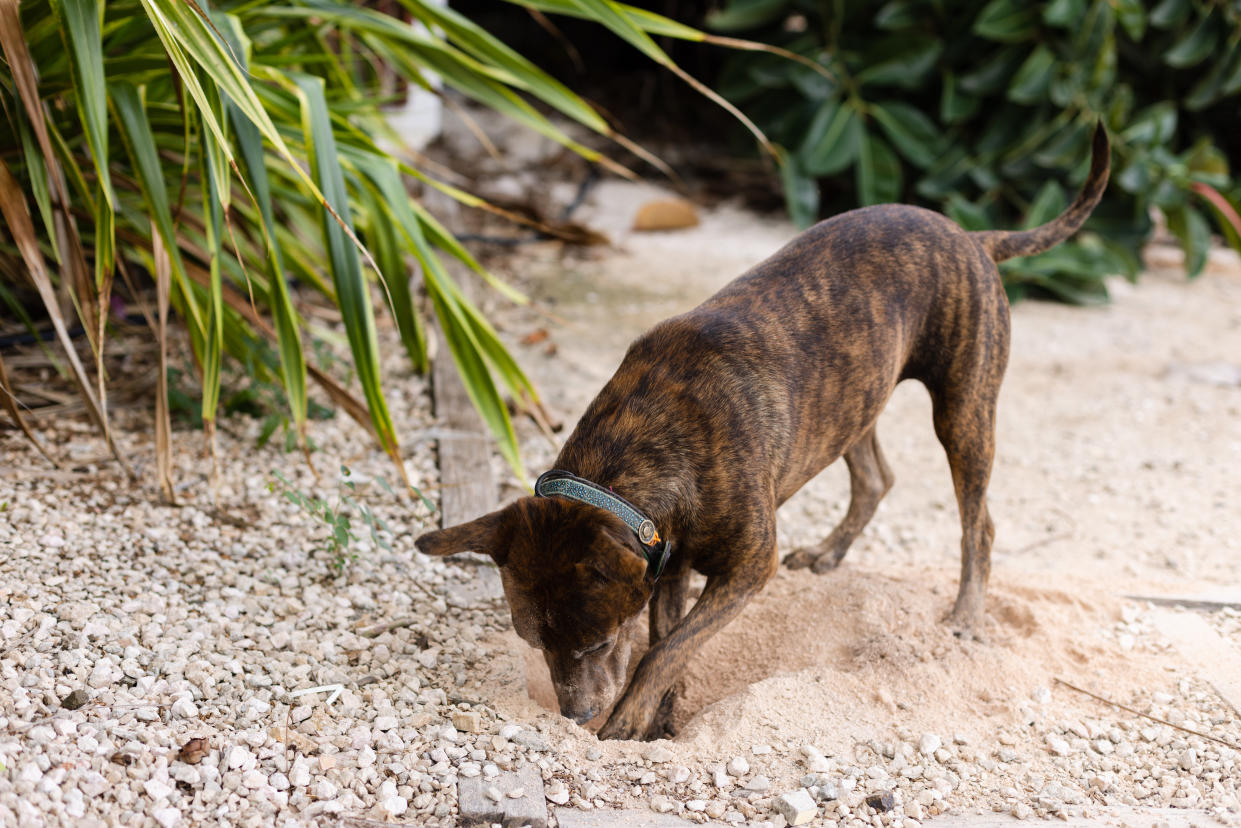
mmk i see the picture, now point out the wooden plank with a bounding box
[1151,609,1241,716]
[424,188,498,530]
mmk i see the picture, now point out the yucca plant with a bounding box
[0,0,790,496]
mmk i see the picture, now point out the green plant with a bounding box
[269,465,418,572]
[0,0,779,491]
[710,0,1241,303]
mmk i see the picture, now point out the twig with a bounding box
[357,616,420,638]
[1053,677,1241,751]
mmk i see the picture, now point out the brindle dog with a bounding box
[416,125,1110,741]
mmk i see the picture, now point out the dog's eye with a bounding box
[574,639,612,659]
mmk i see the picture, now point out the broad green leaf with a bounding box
[973,0,1038,42]
[1114,0,1146,40]
[1149,0,1189,29]
[1023,181,1066,228]
[778,149,819,230]
[940,71,979,124]
[1043,0,1084,27]
[871,101,941,169]
[1165,204,1210,278]
[798,99,861,176]
[1121,101,1177,146]
[958,46,1024,94]
[1008,44,1055,104]
[857,37,942,89]
[1163,11,1218,68]
[856,132,902,206]
[875,1,920,30]
[945,193,991,231]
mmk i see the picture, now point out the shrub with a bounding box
[709,0,1241,302]
[0,0,770,488]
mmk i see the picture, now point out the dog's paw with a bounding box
[781,547,817,569]
[596,718,640,741]
[944,609,988,643]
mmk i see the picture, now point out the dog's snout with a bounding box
[568,706,598,725]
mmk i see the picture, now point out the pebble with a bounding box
[774,789,817,825]
[919,733,941,756]
[865,791,896,812]
[744,775,771,792]
[645,745,675,764]
[727,756,750,777]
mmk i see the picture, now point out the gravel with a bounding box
[4,147,1241,826]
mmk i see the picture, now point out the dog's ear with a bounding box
[415,509,505,564]
[585,531,649,586]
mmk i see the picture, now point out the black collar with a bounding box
[534,470,672,581]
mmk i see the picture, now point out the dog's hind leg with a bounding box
[783,426,894,573]
[928,331,1007,640]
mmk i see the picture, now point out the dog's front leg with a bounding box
[643,569,690,739]
[599,551,775,740]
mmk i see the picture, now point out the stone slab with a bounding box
[555,808,701,828]
[458,764,547,828]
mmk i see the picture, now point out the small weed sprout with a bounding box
[270,465,404,572]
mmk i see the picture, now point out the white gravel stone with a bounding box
[727,756,750,777]
[153,807,181,828]
[775,789,817,825]
[919,733,942,756]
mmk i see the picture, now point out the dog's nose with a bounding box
[567,707,597,725]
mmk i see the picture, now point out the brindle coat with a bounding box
[417,125,1110,741]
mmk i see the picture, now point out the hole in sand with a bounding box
[495,563,1157,751]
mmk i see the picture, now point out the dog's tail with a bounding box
[972,122,1110,263]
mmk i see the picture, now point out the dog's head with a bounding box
[415,497,654,724]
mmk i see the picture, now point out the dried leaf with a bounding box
[0,349,59,467]
[177,737,210,764]
[0,159,129,475]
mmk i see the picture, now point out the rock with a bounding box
[726,756,750,777]
[289,760,311,787]
[545,781,570,805]
[453,710,484,733]
[865,791,896,812]
[666,766,690,784]
[170,697,198,719]
[632,198,700,232]
[153,807,181,828]
[650,795,675,813]
[919,734,941,756]
[814,780,840,801]
[357,745,376,767]
[751,744,773,755]
[1046,735,1071,756]
[226,745,254,771]
[459,764,547,827]
[513,730,549,752]
[644,744,675,764]
[382,795,408,816]
[744,775,771,792]
[373,715,399,732]
[774,789,817,825]
[60,689,90,710]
